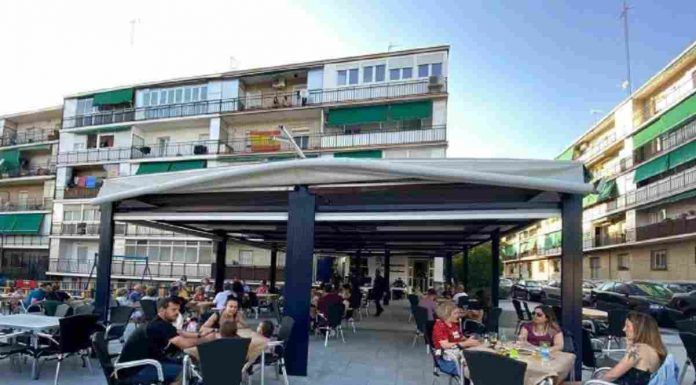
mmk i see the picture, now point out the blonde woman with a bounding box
[431,301,480,376]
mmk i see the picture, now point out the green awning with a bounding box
[634,153,670,183]
[327,105,389,126]
[389,101,433,120]
[169,160,206,172]
[136,160,206,175]
[333,150,382,159]
[583,194,599,207]
[668,140,696,169]
[0,149,20,172]
[633,92,696,149]
[544,231,562,249]
[596,178,618,202]
[556,147,575,161]
[0,215,15,232]
[93,88,134,106]
[74,125,132,135]
[0,213,44,234]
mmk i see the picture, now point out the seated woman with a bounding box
[597,311,665,385]
[431,301,481,376]
[518,305,564,352]
[256,280,269,295]
[200,297,247,334]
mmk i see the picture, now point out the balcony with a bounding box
[62,79,446,129]
[52,222,100,236]
[320,126,446,149]
[114,223,203,238]
[63,186,101,199]
[1,235,50,247]
[57,147,134,165]
[0,128,59,147]
[0,162,56,180]
[575,132,619,163]
[131,140,233,159]
[635,216,696,241]
[634,118,696,166]
[48,258,212,279]
[583,232,633,249]
[0,197,52,212]
[633,75,695,128]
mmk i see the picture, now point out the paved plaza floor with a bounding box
[0,299,693,385]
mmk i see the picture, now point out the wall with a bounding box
[0,184,44,202]
[383,146,446,158]
[15,117,61,132]
[228,117,321,141]
[225,242,287,267]
[136,124,208,144]
[614,100,634,137]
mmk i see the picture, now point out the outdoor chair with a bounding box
[522,301,533,321]
[587,354,680,385]
[678,332,696,385]
[36,314,99,385]
[245,316,294,385]
[246,292,260,319]
[54,304,72,318]
[580,328,625,376]
[463,350,533,385]
[43,300,62,316]
[606,309,628,349]
[676,319,696,333]
[348,289,363,325]
[407,294,419,322]
[456,295,469,309]
[511,299,530,333]
[23,301,43,314]
[0,329,28,369]
[552,305,562,326]
[461,319,486,335]
[424,324,461,385]
[74,304,95,315]
[359,290,371,319]
[318,302,346,347]
[139,300,157,322]
[197,338,250,385]
[106,306,135,344]
[484,307,502,333]
[92,330,164,385]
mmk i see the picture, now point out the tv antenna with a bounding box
[620,0,632,95]
[387,42,399,52]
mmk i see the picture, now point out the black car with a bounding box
[591,281,673,325]
[511,280,544,301]
[541,280,596,305]
[665,290,696,322]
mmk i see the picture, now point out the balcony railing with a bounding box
[576,132,618,163]
[48,258,212,279]
[0,162,56,180]
[52,222,100,236]
[62,186,101,199]
[583,232,633,249]
[56,147,134,165]
[131,140,233,159]
[633,75,695,129]
[0,128,59,147]
[114,223,202,238]
[634,117,696,165]
[1,235,50,247]
[320,126,446,148]
[62,79,446,129]
[635,216,696,241]
[0,197,52,212]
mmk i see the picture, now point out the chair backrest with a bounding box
[43,300,62,316]
[413,306,428,333]
[349,290,362,309]
[74,304,95,315]
[59,314,99,353]
[511,299,525,321]
[463,319,486,335]
[407,294,419,309]
[522,301,533,320]
[676,319,696,333]
[109,306,135,324]
[91,331,116,385]
[55,303,72,318]
[581,328,597,368]
[198,338,251,385]
[485,307,502,332]
[552,305,562,326]
[117,325,150,365]
[607,309,628,337]
[679,332,696,367]
[463,350,526,385]
[248,292,259,307]
[139,299,157,321]
[457,295,469,308]
[278,316,295,342]
[327,302,345,327]
[26,302,43,313]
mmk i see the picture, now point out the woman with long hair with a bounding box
[200,297,247,334]
[600,311,666,385]
[518,305,564,352]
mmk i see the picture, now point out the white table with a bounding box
[0,314,61,379]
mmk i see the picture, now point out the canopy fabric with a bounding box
[556,147,575,161]
[389,101,433,120]
[93,88,134,106]
[596,178,618,202]
[667,139,696,169]
[92,157,592,205]
[583,194,599,207]
[169,160,206,172]
[74,125,132,135]
[634,153,670,183]
[326,105,389,126]
[136,160,206,175]
[0,213,44,234]
[633,92,696,149]
[333,150,382,159]
[0,149,20,172]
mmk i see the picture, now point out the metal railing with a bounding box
[575,132,618,163]
[0,128,59,147]
[583,232,633,249]
[320,126,446,148]
[62,79,446,129]
[57,147,134,164]
[634,117,696,164]
[1,235,50,247]
[62,186,101,199]
[131,140,233,159]
[52,222,100,236]
[0,162,56,179]
[48,258,212,279]
[114,223,202,238]
[635,216,696,241]
[633,75,695,129]
[0,197,52,212]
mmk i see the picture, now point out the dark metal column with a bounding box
[214,236,227,293]
[462,246,469,292]
[490,229,500,309]
[269,245,278,291]
[383,249,391,305]
[283,185,315,376]
[561,194,583,380]
[95,203,114,321]
[444,252,453,285]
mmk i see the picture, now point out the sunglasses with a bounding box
[534,312,545,317]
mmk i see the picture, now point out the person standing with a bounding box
[372,269,387,317]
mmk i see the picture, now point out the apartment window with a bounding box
[76,98,94,116]
[239,250,253,266]
[418,63,443,78]
[293,135,309,150]
[375,65,386,82]
[143,85,208,107]
[552,260,560,273]
[64,206,81,222]
[418,64,429,78]
[363,66,374,83]
[337,70,347,86]
[431,63,443,77]
[617,253,630,271]
[538,260,546,273]
[83,207,100,222]
[390,69,401,81]
[402,67,413,79]
[589,257,601,279]
[348,68,359,85]
[98,134,114,148]
[650,249,667,270]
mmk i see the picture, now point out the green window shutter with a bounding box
[136,162,172,175]
[544,231,562,249]
[169,160,206,172]
[10,213,44,234]
[633,93,696,149]
[0,214,15,232]
[634,153,670,183]
[326,105,389,126]
[93,88,134,106]
[334,150,383,159]
[596,179,618,202]
[668,140,696,169]
[556,147,575,161]
[583,194,599,207]
[388,101,433,120]
[0,149,21,172]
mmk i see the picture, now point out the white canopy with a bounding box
[91,157,592,204]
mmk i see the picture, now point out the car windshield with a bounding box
[633,283,672,298]
[526,281,541,287]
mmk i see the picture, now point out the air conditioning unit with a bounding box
[271,78,286,89]
[428,75,444,92]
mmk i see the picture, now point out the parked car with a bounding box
[511,280,544,301]
[661,282,696,294]
[591,281,674,325]
[499,278,513,299]
[540,280,596,305]
[665,290,696,322]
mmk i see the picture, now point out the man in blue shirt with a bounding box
[128,284,144,303]
[23,282,50,308]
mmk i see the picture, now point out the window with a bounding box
[375,65,385,82]
[239,250,253,265]
[538,260,546,273]
[76,98,94,116]
[348,68,359,85]
[83,207,100,222]
[431,63,443,77]
[418,64,429,77]
[172,241,186,262]
[389,69,401,81]
[98,134,114,148]
[650,249,667,270]
[552,260,560,273]
[617,253,630,271]
[589,257,601,279]
[363,66,374,83]
[649,209,667,224]
[185,241,197,263]
[402,67,413,79]
[293,135,310,149]
[143,85,208,107]
[64,206,81,222]
[337,70,347,86]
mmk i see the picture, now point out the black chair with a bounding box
[412,306,428,351]
[37,314,99,385]
[247,316,294,385]
[407,294,419,322]
[606,309,628,349]
[92,331,164,385]
[44,300,62,316]
[0,329,28,365]
[139,300,157,322]
[522,301,533,321]
[462,319,486,335]
[676,319,696,333]
[511,299,530,333]
[106,306,135,344]
[198,338,250,385]
[457,295,469,308]
[552,305,562,326]
[463,350,529,385]
[54,304,73,318]
[678,332,696,385]
[247,292,260,319]
[74,304,95,315]
[318,302,345,347]
[484,307,502,333]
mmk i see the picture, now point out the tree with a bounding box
[452,243,501,292]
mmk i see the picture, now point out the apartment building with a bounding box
[43,46,449,289]
[0,107,60,280]
[503,41,696,283]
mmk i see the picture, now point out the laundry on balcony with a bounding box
[73,176,103,189]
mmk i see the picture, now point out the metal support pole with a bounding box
[214,235,227,293]
[462,246,469,292]
[383,249,391,305]
[95,203,114,322]
[561,194,583,380]
[269,246,278,291]
[490,229,500,309]
[283,185,315,376]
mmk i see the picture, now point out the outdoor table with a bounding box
[0,313,61,379]
[469,344,576,385]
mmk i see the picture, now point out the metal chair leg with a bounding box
[324,329,329,347]
[280,358,289,385]
[54,356,62,385]
[340,327,345,343]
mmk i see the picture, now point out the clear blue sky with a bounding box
[303,0,695,158]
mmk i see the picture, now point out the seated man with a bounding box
[118,297,215,385]
[317,285,343,317]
